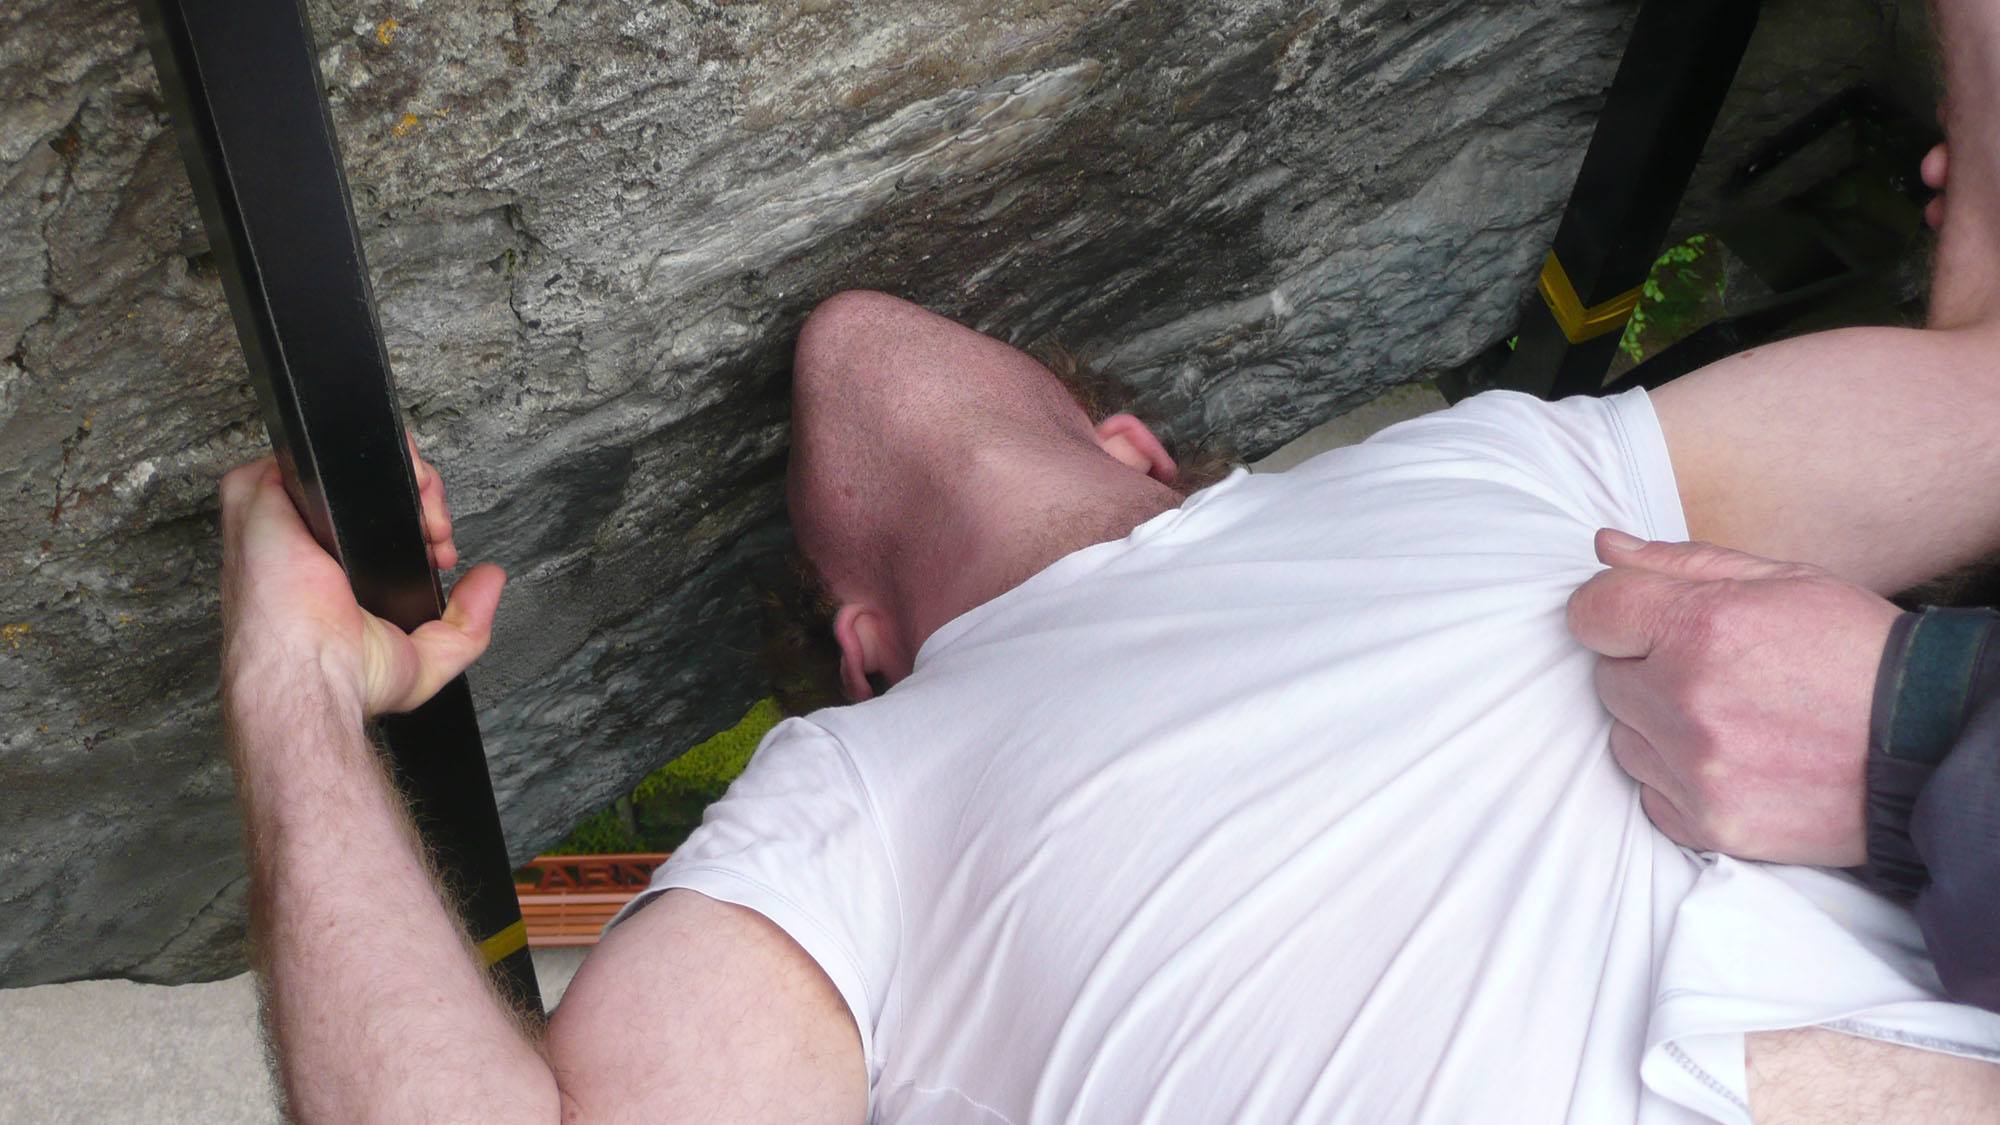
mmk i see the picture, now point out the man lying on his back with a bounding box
[215,3,2000,1121]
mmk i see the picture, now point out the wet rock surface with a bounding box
[0,0,1927,983]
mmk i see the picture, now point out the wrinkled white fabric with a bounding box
[621,389,2000,1123]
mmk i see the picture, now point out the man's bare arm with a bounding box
[549,891,866,1121]
[220,456,557,1120]
[1650,321,2000,594]
[1650,1,2000,595]
[229,667,560,1121]
[219,457,862,1122]
[1748,1028,2000,1124]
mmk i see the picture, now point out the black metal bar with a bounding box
[1485,0,1763,400]
[139,0,541,1015]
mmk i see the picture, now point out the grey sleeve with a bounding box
[1910,693,2000,1012]
[1866,607,2000,1013]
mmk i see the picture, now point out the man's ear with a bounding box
[832,603,889,702]
[1093,413,1178,484]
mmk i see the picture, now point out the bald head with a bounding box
[786,291,1183,698]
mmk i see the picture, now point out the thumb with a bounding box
[1566,565,1693,658]
[375,564,507,714]
[1592,529,1794,582]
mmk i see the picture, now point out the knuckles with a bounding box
[1564,568,1655,644]
[1563,577,1614,637]
[1562,582,1595,638]
[1671,658,1733,729]
[217,462,261,508]
[217,458,281,528]
[1663,572,1804,663]
[1691,808,1748,856]
[1684,734,1734,796]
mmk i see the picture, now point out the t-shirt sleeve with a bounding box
[607,717,900,1078]
[1364,387,1689,544]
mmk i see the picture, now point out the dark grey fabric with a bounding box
[1911,691,2000,1013]
[1865,612,1933,898]
[1868,608,2000,1013]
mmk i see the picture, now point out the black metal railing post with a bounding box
[139,0,542,1016]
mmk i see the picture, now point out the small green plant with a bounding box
[1619,234,1723,363]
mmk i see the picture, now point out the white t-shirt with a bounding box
[619,389,2000,1123]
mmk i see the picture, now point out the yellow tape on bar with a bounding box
[478,919,528,965]
[1537,251,1643,344]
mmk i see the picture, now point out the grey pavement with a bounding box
[0,948,586,1124]
[0,383,1444,1124]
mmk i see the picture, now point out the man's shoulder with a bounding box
[697,713,880,815]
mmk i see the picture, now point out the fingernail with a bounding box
[1600,528,1646,552]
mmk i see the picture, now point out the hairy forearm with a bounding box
[1748,1026,2000,1123]
[226,662,559,1123]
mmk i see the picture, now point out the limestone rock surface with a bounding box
[0,0,1925,984]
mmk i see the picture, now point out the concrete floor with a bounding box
[0,948,587,1124]
[0,384,1446,1124]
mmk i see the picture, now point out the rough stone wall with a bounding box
[0,0,1925,984]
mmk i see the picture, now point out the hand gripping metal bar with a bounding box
[139,0,542,1016]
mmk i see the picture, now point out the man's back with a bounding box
[630,390,2000,1122]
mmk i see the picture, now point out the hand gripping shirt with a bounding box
[619,389,2000,1123]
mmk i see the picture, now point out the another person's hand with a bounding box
[1565,530,1901,867]
[219,441,503,720]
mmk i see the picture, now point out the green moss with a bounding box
[546,697,782,855]
[633,697,781,803]
[551,807,645,855]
